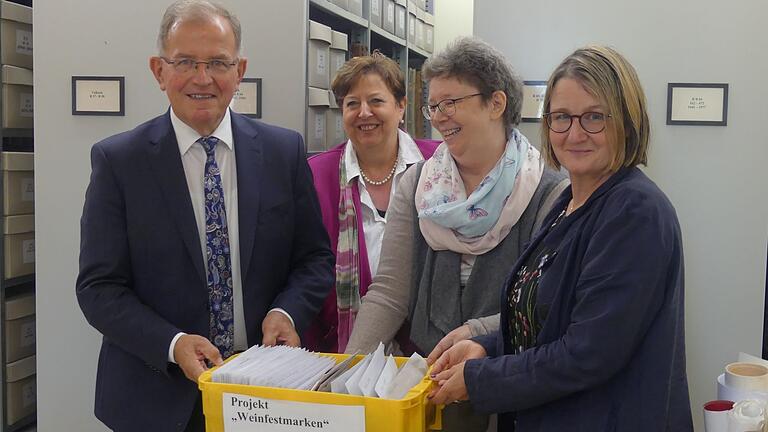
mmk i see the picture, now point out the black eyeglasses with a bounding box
[160,57,238,75]
[421,93,483,120]
[543,111,612,134]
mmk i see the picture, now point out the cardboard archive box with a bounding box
[1,65,32,129]
[370,0,382,28]
[6,355,35,425]
[2,151,33,215]
[329,30,348,83]
[5,292,34,363]
[307,87,330,153]
[0,1,32,69]
[326,90,345,148]
[308,20,332,89]
[4,214,34,279]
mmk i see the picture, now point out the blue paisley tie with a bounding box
[199,136,234,358]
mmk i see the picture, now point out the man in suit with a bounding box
[75,1,334,431]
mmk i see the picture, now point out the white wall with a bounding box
[474,1,768,429]
[34,1,305,430]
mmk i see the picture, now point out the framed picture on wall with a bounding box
[71,76,125,116]
[230,78,262,118]
[666,83,728,126]
[521,80,547,123]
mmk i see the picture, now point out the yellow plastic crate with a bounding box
[199,353,443,432]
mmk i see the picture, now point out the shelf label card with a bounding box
[20,92,33,118]
[222,393,365,432]
[75,80,122,113]
[671,87,725,122]
[22,239,35,264]
[16,30,32,56]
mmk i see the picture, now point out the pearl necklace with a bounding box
[359,156,399,186]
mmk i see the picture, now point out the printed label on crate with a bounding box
[22,239,35,264]
[22,381,35,408]
[16,30,32,56]
[222,393,365,432]
[20,93,33,118]
[317,50,326,75]
[21,321,35,347]
[21,177,34,201]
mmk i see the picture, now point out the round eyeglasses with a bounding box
[543,111,612,134]
[160,57,238,75]
[421,93,483,120]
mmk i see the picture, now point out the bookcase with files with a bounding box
[306,0,436,154]
[0,0,35,431]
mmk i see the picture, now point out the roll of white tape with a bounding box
[725,363,768,392]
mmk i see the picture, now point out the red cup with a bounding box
[704,400,734,412]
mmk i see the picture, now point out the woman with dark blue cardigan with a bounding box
[428,46,693,431]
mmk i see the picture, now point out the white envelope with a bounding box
[359,343,387,397]
[385,352,427,400]
[345,354,373,395]
[374,355,398,398]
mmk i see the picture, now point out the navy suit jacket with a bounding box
[465,168,692,431]
[76,111,334,431]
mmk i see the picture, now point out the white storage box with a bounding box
[423,12,434,52]
[370,0,383,28]
[382,0,396,34]
[348,0,363,17]
[0,1,32,69]
[307,87,330,152]
[308,20,333,89]
[5,293,34,363]
[2,151,33,215]
[4,214,34,279]
[395,0,407,39]
[329,31,348,84]
[2,65,32,129]
[326,90,346,148]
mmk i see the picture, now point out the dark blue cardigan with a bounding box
[464,167,693,431]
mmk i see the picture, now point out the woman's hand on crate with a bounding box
[427,324,472,366]
[427,361,469,405]
[174,334,223,382]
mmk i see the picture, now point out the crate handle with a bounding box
[425,399,443,430]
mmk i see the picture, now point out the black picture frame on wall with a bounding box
[521,80,547,123]
[666,83,728,126]
[231,77,262,119]
[71,76,125,116]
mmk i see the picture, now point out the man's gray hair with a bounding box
[423,36,523,138]
[157,0,242,55]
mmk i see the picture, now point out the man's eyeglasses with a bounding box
[160,57,238,75]
[543,111,612,134]
[421,93,483,120]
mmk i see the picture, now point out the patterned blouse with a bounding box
[507,209,566,354]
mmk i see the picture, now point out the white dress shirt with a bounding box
[343,129,424,277]
[167,108,291,363]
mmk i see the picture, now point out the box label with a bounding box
[409,17,415,36]
[21,177,33,201]
[335,115,344,138]
[222,393,364,432]
[397,10,405,32]
[20,93,33,118]
[16,30,32,56]
[20,321,34,347]
[371,0,379,16]
[387,4,395,23]
[22,239,34,264]
[317,49,326,75]
[427,28,433,44]
[315,113,325,140]
[22,381,35,408]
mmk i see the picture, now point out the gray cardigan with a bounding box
[346,164,568,354]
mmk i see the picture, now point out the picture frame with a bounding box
[230,77,262,118]
[521,80,547,123]
[71,76,125,116]
[666,83,728,126]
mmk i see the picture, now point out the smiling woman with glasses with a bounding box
[428,46,692,432]
[345,37,568,432]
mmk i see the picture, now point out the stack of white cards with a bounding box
[211,345,336,390]
[210,343,428,400]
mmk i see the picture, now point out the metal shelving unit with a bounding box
[307,0,434,142]
[0,0,35,429]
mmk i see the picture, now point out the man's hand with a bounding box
[174,334,223,383]
[262,310,300,347]
[427,324,472,365]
